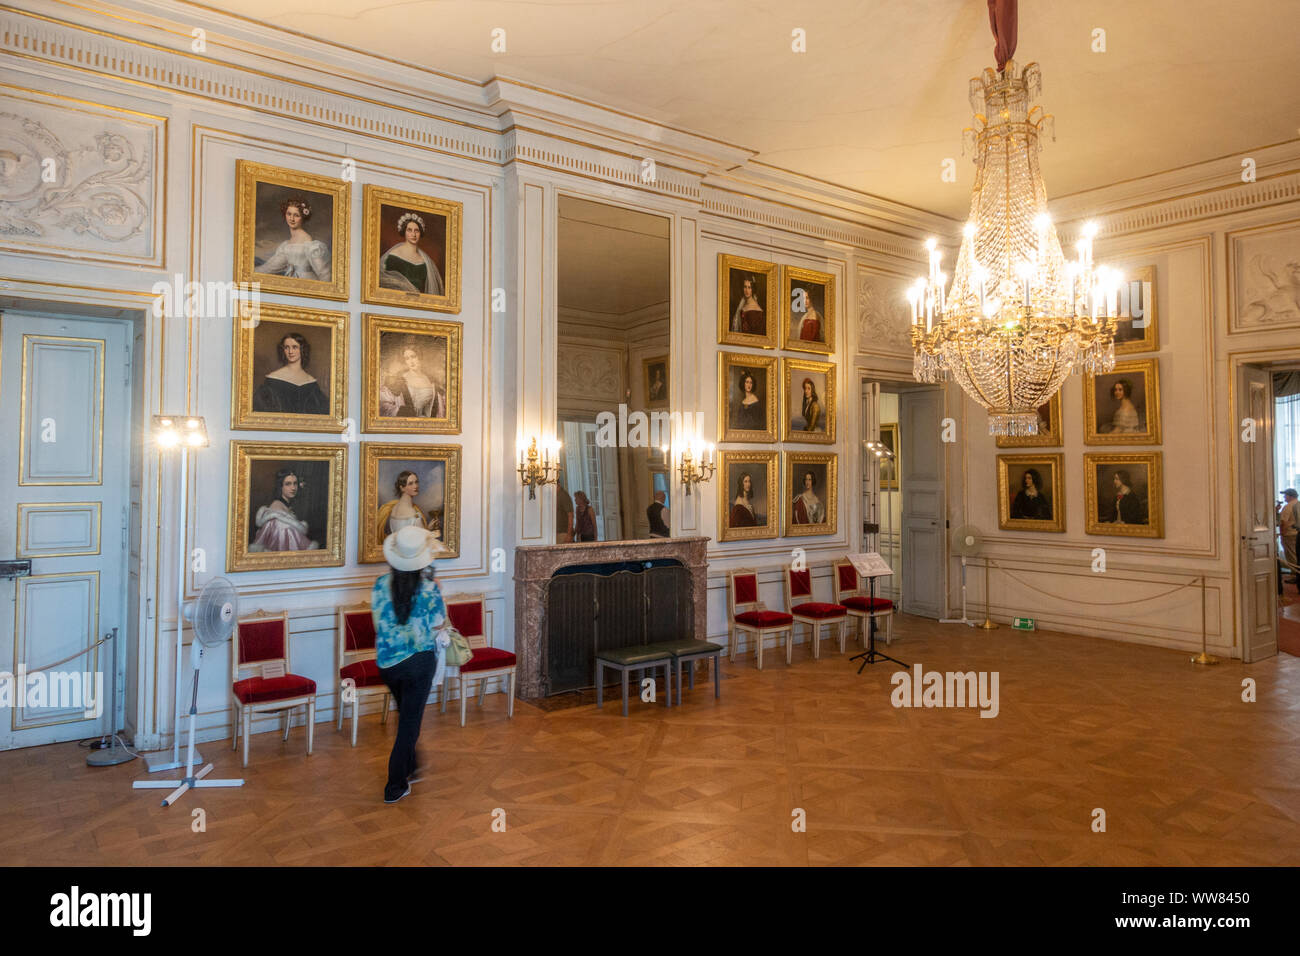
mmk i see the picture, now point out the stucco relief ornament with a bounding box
[557,349,622,401]
[0,114,149,243]
[858,273,911,353]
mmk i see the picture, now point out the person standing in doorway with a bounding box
[371,525,448,804]
[1279,488,1300,584]
[574,491,598,542]
[556,475,574,543]
[647,490,670,537]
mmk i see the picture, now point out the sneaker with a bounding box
[383,784,411,804]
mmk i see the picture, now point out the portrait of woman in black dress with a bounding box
[1010,467,1052,521]
[732,370,765,431]
[254,331,329,415]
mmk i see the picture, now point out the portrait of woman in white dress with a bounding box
[248,468,321,552]
[791,470,826,525]
[378,339,447,419]
[378,210,444,295]
[1100,378,1143,434]
[255,195,332,282]
[366,456,452,562]
[375,469,429,547]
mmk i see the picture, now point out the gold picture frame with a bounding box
[642,355,669,409]
[359,442,462,563]
[781,265,836,355]
[1084,357,1161,445]
[719,351,777,443]
[227,442,347,572]
[1084,451,1164,538]
[231,303,348,432]
[780,357,835,444]
[717,450,779,542]
[784,451,838,537]
[717,254,779,349]
[996,391,1063,447]
[878,422,899,490]
[234,160,350,301]
[360,313,462,434]
[362,184,463,314]
[996,453,1066,533]
[1113,264,1158,354]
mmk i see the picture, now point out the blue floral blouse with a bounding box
[370,573,448,669]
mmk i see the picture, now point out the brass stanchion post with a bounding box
[979,558,998,630]
[1190,574,1219,665]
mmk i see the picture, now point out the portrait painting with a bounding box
[1084,452,1164,538]
[995,391,1062,447]
[878,422,899,489]
[1084,358,1161,445]
[1111,265,1159,354]
[362,185,462,314]
[717,253,779,349]
[782,265,836,355]
[1229,222,1300,332]
[784,452,837,537]
[996,453,1066,533]
[781,357,835,444]
[717,450,778,542]
[234,160,349,301]
[643,355,669,409]
[232,303,347,432]
[719,351,777,442]
[361,313,462,434]
[227,442,346,572]
[359,443,461,563]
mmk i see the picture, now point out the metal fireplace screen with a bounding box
[544,559,693,695]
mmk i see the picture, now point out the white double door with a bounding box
[0,311,133,749]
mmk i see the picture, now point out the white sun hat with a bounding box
[382,524,446,571]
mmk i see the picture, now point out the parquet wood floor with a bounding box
[3,614,1299,866]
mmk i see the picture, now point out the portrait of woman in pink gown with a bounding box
[248,468,320,552]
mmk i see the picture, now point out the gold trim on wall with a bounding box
[781,265,836,355]
[12,570,99,732]
[996,453,1067,533]
[1114,264,1159,354]
[16,502,102,558]
[233,159,350,301]
[362,184,463,314]
[995,391,1062,448]
[18,333,105,486]
[717,254,779,349]
[358,442,462,563]
[780,357,836,444]
[719,351,777,443]
[226,441,347,572]
[717,449,779,542]
[360,313,462,434]
[1084,451,1165,538]
[230,303,348,432]
[784,451,838,537]
[1084,357,1162,445]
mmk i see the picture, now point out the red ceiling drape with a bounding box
[988,0,1018,71]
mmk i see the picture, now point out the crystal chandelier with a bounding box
[909,54,1122,437]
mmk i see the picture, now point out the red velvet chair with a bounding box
[335,604,392,747]
[833,559,894,646]
[727,568,794,669]
[442,593,516,727]
[230,610,316,767]
[785,566,848,658]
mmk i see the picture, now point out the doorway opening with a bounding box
[1273,367,1300,658]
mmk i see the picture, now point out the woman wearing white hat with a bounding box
[371,524,449,803]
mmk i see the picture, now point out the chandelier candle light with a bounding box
[910,8,1121,437]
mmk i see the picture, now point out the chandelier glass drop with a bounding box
[909,58,1121,437]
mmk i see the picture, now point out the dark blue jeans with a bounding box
[378,650,437,801]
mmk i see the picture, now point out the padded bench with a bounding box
[660,639,723,703]
[596,644,675,716]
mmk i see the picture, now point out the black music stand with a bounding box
[846,553,906,672]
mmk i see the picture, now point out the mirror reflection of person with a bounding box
[574,491,598,542]
[1101,379,1141,434]
[379,342,447,418]
[256,196,331,281]
[729,472,757,528]
[1102,469,1147,524]
[647,490,670,537]
[1010,468,1052,520]
[791,471,825,525]
[556,474,574,543]
[379,211,444,295]
[255,332,329,414]
[732,371,764,431]
[730,275,764,335]
[796,377,822,432]
[376,470,428,546]
[249,468,320,552]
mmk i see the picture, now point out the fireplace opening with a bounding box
[544,559,693,695]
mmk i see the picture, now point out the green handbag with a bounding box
[442,625,474,667]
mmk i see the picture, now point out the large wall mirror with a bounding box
[555,196,671,543]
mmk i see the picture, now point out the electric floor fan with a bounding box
[941,525,984,627]
[134,577,245,806]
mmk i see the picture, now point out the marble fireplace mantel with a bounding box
[513,536,710,699]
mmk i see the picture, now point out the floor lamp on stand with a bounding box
[852,438,907,670]
[143,415,209,774]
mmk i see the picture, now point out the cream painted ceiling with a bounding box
[196,0,1300,218]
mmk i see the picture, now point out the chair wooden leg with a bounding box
[886,613,892,645]
[507,670,516,717]
[477,677,487,707]
[351,695,359,747]
[282,708,291,741]
[713,654,720,698]
[756,630,764,670]
[336,685,344,731]
[460,679,468,727]
[440,674,450,713]
[811,622,820,660]
[786,627,793,665]
[242,709,251,768]
[621,667,629,717]
[306,700,315,754]
[728,626,737,663]
[837,620,846,654]
[231,705,239,750]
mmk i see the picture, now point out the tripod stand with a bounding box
[849,573,906,673]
